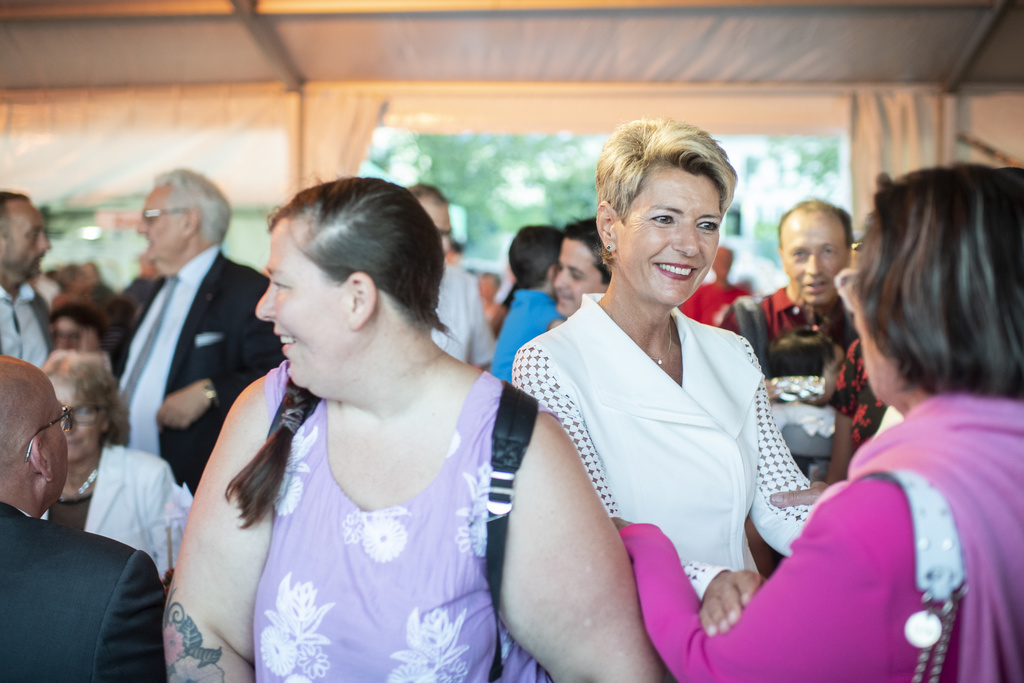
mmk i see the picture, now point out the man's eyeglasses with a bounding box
[141,208,188,225]
[24,405,74,462]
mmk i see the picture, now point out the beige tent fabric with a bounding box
[957,93,1024,167]
[850,90,941,233]
[3,83,1023,218]
[379,83,850,136]
[0,85,291,206]
[300,86,388,188]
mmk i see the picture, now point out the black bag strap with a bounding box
[266,382,536,682]
[486,381,538,681]
[731,296,771,376]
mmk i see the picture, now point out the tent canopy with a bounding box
[2,0,1023,91]
[2,1,1023,224]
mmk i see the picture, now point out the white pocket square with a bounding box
[194,331,225,348]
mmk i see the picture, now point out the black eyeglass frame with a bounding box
[24,405,75,462]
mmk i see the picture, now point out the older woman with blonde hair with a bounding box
[43,350,177,566]
[514,119,815,632]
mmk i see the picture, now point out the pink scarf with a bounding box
[832,394,1024,683]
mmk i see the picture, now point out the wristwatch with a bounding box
[202,379,219,407]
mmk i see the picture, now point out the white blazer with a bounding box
[526,295,807,571]
[85,445,177,569]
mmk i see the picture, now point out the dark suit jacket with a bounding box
[0,501,165,682]
[114,253,284,491]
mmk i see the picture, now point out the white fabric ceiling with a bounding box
[1,1,1023,90]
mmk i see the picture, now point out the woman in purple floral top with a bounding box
[163,178,662,683]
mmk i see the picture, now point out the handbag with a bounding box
[867,470,966,683]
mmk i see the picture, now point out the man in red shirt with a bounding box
[722,199,855,365]
[681,246,750,326]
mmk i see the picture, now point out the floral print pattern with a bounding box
[260,573,335,680]
[276,424,318,516]
[446,429,462,459]
[254,368,548,682]
[830,339,887,451]
[343,507,411,563]
[455,463,490,556]
[387,607,471,683]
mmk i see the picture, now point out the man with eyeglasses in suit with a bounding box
[114,169,283,493]
[0,356,165,681]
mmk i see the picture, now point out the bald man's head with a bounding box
[0,356,68,515]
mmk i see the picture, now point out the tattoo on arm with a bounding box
[164,587,226,682]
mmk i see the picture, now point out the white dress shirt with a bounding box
[432,264,494,366]
[121,247,219,456]
[0,283,49,367]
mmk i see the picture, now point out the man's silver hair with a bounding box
[154,169,231,245]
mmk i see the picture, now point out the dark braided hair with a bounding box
[227,379,317,527]
[226,177,446,527]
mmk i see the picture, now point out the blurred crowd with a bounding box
[2,123,1022,683]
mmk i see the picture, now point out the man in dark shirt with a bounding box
[722,199,854,355]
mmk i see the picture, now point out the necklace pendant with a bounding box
[657,359,663,365]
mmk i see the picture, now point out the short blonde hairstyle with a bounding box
[596,118,737,219]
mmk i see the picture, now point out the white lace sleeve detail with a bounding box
[738,336,811,525]
[512,343,619,515]
[684,561,729,599]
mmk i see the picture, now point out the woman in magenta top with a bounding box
[164,178,661,682]
[622,165,1024,683]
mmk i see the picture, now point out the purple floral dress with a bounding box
[254,362,550,683]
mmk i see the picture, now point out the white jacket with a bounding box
[515,295,809,573]
[85,445,177,570]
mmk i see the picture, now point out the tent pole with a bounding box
[288,90,306,196]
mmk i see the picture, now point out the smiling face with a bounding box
[600,167,722,313]
[779,210,850,313]
[48,376,107,468]
[256,218,346,392]
[554,238,608,317]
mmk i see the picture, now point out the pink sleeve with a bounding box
[621,480,927,683]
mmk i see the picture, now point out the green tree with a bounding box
[766,136,841,200]
[369,132,602,260]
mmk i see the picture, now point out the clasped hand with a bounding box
[157,380,214,431]
[700,569,764,636]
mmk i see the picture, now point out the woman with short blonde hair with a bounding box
[515,118,813,632]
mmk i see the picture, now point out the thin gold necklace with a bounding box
[649,324,673,366]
